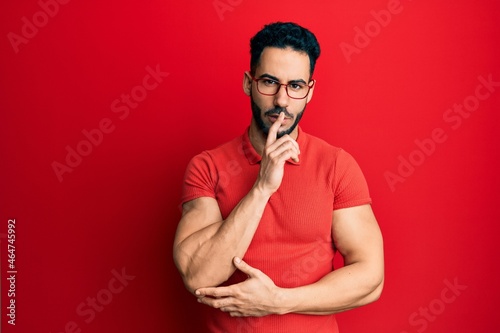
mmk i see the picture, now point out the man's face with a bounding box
[244,47,315,138]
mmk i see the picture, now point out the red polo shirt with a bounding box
[181,127,372,333]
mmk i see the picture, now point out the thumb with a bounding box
[233,257,256,277]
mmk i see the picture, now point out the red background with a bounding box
[1,0,499,332]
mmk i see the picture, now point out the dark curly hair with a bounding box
[250,22,321,77]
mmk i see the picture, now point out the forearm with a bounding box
[174,186,270,292]
[277,261,384,315]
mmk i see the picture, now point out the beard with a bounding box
[251,97,305,139]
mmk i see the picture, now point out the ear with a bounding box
[243,71,252,96]
[305,79,316,104]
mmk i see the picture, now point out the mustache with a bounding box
[264,107,293,119]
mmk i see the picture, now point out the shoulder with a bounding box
[300,130,345,160]
[300,130,364,176]
[188,134,244,169]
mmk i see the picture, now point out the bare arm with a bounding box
[281,204,384,315]
[196,204,384,316]
[173,113,300,293]
[173,190,270,294]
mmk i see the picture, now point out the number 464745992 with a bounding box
[8,219,16,269]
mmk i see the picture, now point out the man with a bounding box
[173,22,384,332]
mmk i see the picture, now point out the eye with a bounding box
[262,79,278,86]
[288,83,305,91]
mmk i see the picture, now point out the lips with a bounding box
[267,114,291,124]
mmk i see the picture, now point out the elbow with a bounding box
[364,252,385,304]
[173,246,198,294]
[174,263,200,295]
[174,260,196,294]
[178,269,225,295]
[363,272,384,305]
[179,264,234,294]
[173,246,229,294]
[369,276,384,302]
[175,264,202,295]
[180,274,201,295]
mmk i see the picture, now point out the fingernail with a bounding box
[234,257,241,264]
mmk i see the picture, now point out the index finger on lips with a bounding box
[265,112,285,147]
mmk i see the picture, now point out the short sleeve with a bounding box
[331,149,372,210]
[180,151,217,205]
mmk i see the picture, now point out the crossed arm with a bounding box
[173,113,384,316]
[194,204,384,317]
[173,112,300,293]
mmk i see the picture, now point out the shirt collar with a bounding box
[242,126,303,166]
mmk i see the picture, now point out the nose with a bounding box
[273,84,289,108]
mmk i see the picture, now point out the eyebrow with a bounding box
[258,73,308,85]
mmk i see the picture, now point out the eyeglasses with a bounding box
[252,76,314,100]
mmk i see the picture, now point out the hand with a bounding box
[255,112,300,196]
[195,257,285,317]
